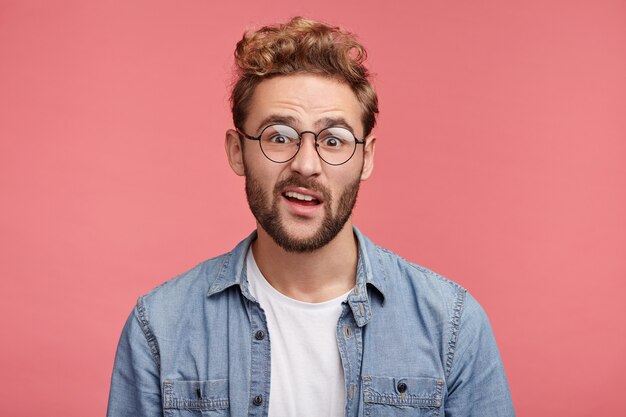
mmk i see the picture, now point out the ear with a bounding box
[360,135,376,181]
[225,129,245,176]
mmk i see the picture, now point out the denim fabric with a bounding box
[107,228,515,417]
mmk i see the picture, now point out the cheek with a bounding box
[243,153,279,184]
[247,169,285,203]
[341,153,365,176]
[330,171,362,198]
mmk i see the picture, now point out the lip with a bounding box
[280,186,324,218]
[281,186,324,203]
[281,195,323,217]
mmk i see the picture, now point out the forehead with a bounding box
[245,73,364,135]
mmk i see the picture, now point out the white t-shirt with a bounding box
[246,249,350,417]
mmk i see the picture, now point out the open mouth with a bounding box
[282,190,322,206]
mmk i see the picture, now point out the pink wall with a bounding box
[1,1,624,415]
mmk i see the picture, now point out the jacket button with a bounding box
[397,382,407,393]
[253,395,263,406]
[254,330,265,340]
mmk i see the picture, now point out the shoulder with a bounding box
[370,243,496,374]
[373,244,468,312]
[355,228,466,311]
[144,251,230,300]
[371,243,491,338]
[136,251,233,327]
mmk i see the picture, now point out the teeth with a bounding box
[285,191,315,201]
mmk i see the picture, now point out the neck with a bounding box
[251,222,358,303]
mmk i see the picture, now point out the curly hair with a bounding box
[231,17,378,137]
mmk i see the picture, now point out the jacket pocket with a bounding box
[362,376,444,417]
[163,379,229,416]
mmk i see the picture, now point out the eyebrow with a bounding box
[315,117,356,133]
[255,115,357,135]
[255,115,298,133]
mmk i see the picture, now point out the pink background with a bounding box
[1,1,625,415]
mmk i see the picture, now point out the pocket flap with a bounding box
[163,379,229,410]
[363,376,443,407]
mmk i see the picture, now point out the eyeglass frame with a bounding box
[236,124,366,166]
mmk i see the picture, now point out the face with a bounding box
[226,74,375,252]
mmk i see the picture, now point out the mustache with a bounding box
[274,175,331,202]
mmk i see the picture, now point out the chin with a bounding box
[264,219,348,253]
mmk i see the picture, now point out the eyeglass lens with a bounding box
[259,125,357,165]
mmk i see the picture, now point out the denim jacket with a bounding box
[107,228,515,416]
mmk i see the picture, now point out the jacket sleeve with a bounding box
[444,292,515,417]
[107,302,163,417]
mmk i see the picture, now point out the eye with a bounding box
[268,134,293,144]
[261,125,298,146]
[318,127,355,150]
[321,136,344,147]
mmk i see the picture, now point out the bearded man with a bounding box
[107,17,515,417]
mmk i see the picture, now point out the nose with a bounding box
[289,133,322,177]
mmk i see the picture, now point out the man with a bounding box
[107,17,515,417]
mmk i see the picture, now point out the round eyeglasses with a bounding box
[236,124,365,166]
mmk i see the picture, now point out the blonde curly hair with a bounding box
[231,17,378,136]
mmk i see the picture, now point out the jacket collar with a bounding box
[207,226,386,326]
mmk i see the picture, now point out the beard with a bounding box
[244,169,361,253]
